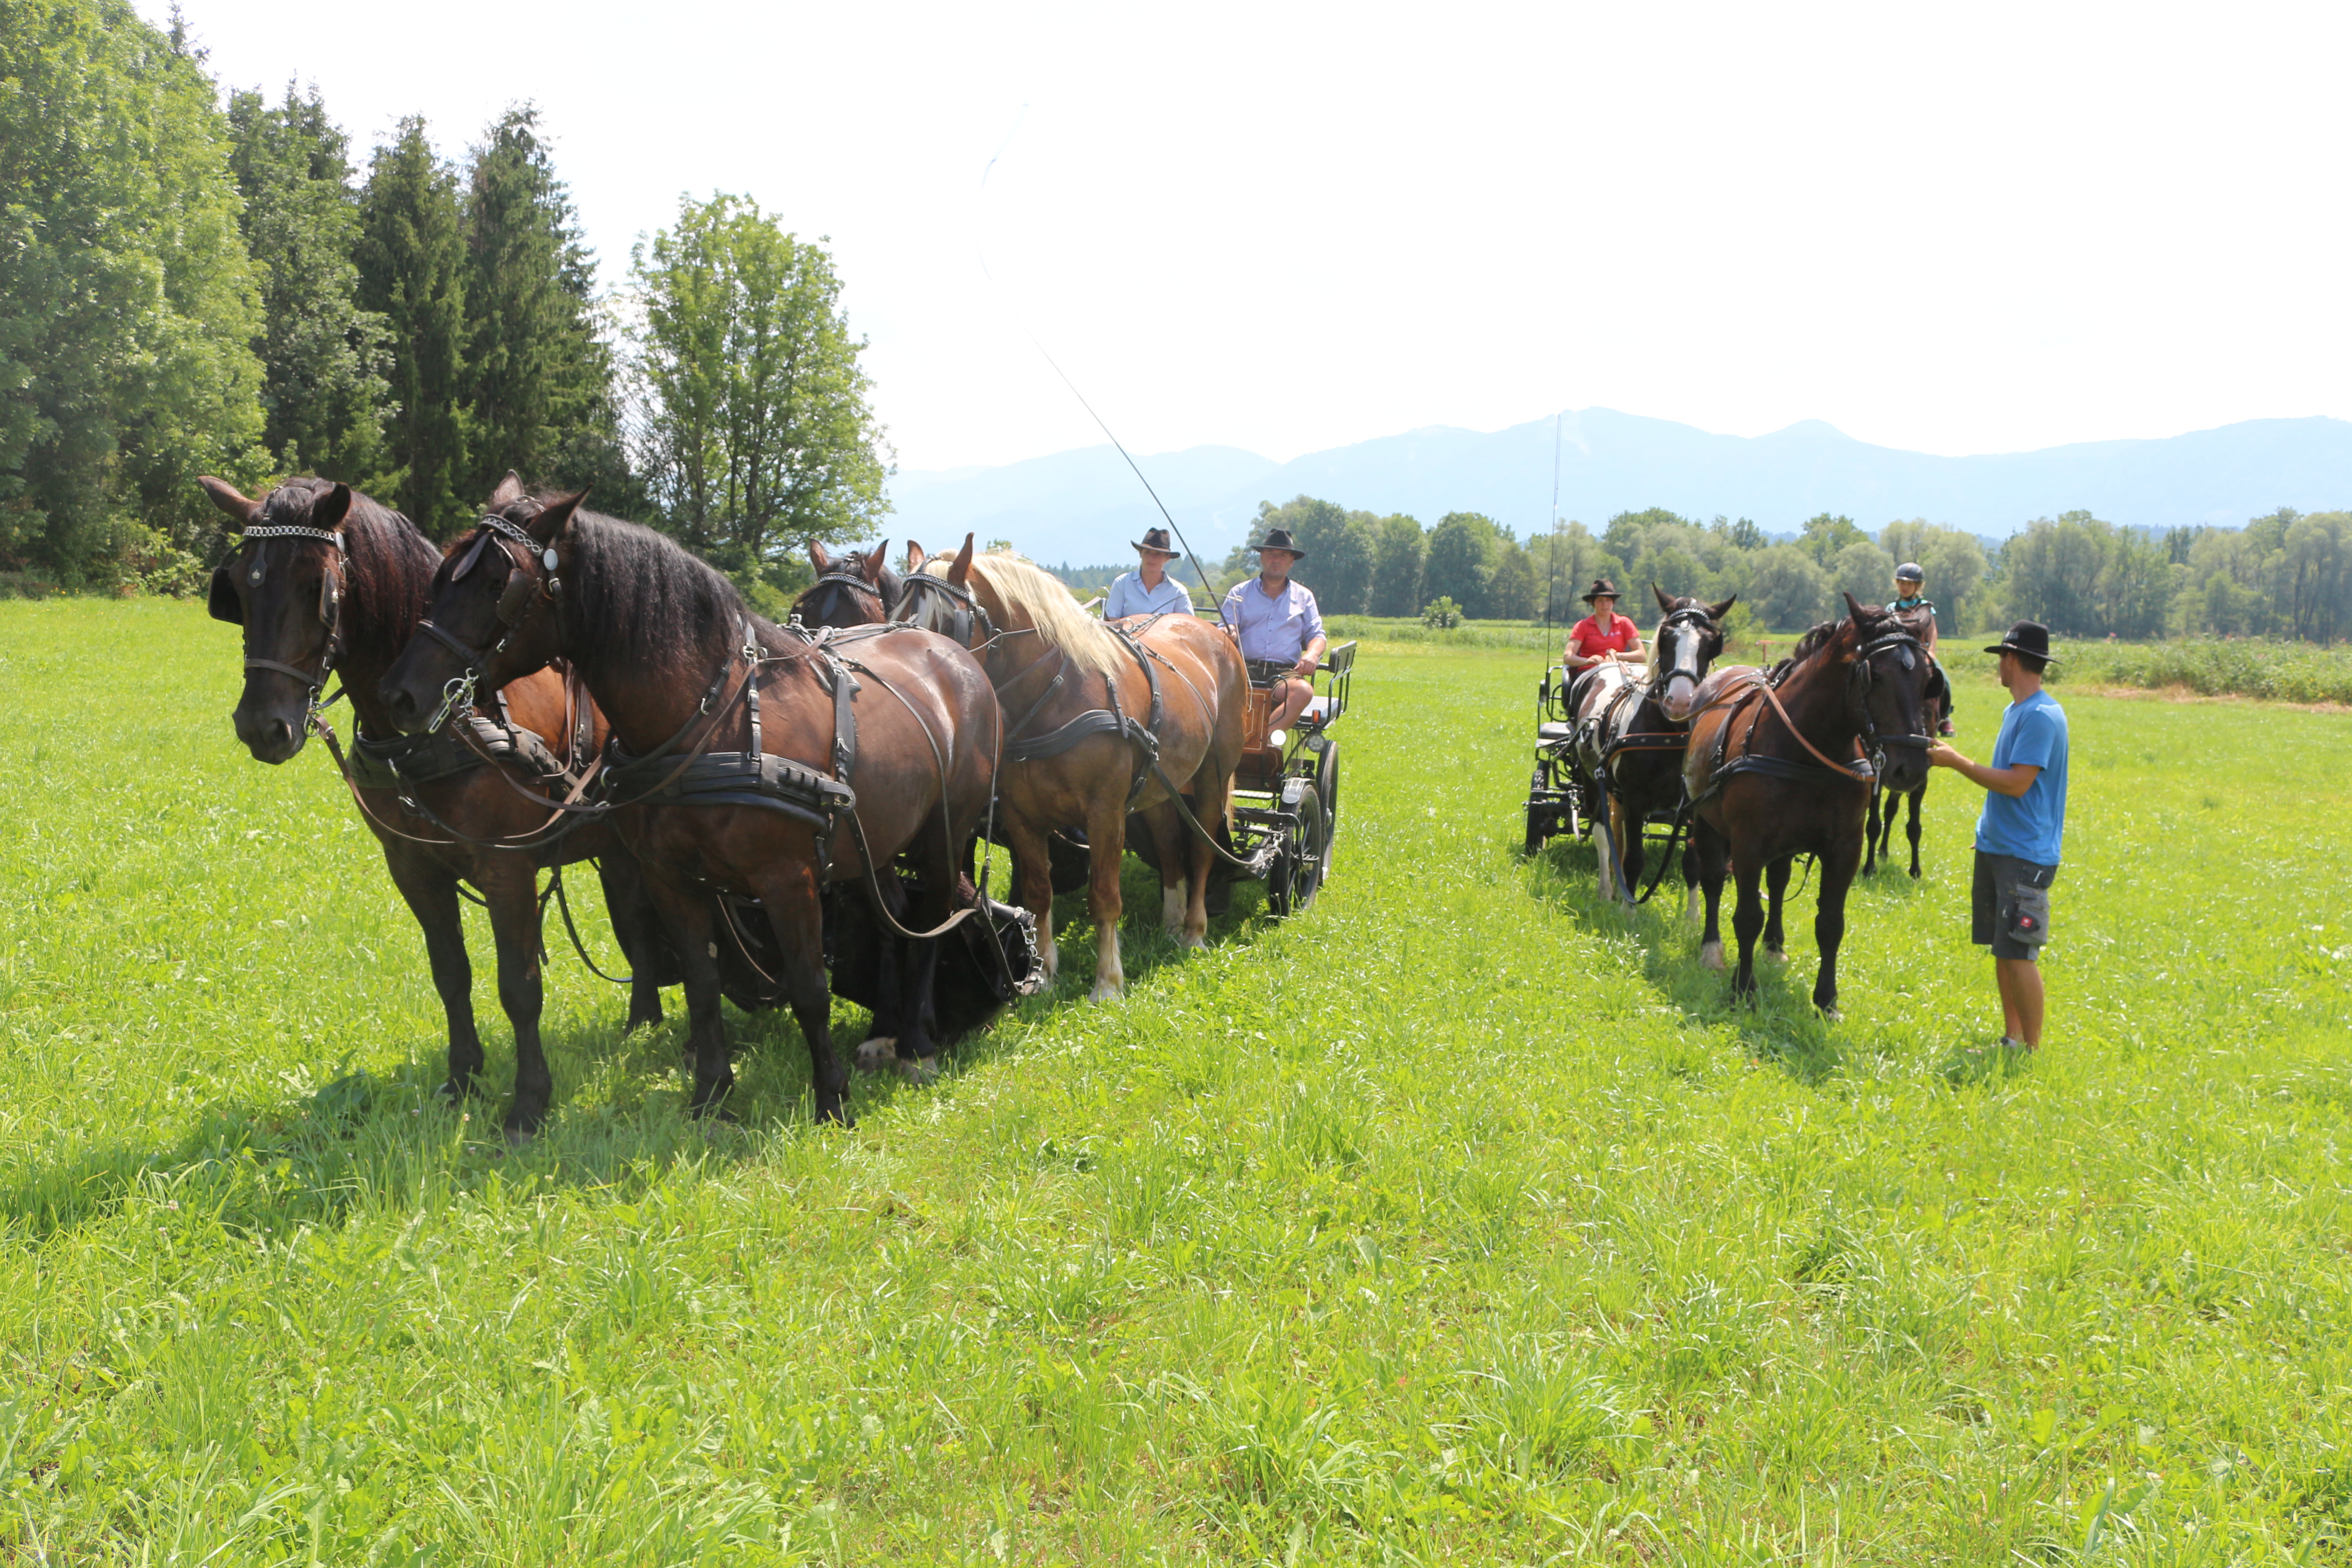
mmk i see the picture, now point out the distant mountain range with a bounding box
[884,409,2352,567]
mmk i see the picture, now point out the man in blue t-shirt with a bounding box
[1928,621,2069,1066]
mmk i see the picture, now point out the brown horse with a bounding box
[1568,584,1736,906]
[1863,608,1950,879]
[378,493,1000,1123]
[795,540,902,627]
[198,474,675,1141]
[1681,593,1934,1014]
[895,537,1247,1001]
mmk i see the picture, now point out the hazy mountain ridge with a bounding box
[883,409,2352,567]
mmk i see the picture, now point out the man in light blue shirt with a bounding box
[1220,526,1326,732]
[1929,620,2069,1068]
[1103,528,1195,621]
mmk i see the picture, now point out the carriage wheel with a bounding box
[1315,741,1340,870]
[1267,782,1328,919]
[1523,800,1549,858]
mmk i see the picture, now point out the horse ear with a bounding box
[529,489,589,546]
[198,476,260,531]
[1653,581,1675,613]
[905,539,927,570]
[490,470,526,507]
[311,482,352,530]
[948,532,975,586]
[1842,590,1867,622]
[1709,595,1737,621]
[860,541,889,584]
[808,540,831,572]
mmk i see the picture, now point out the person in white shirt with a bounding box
[1103,528,1194,620]
[1219,527,1326,734]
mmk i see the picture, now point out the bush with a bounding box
[1421,596,1462,629]
[2049,637,2352,705]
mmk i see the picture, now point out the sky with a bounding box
[147,0,2352,474]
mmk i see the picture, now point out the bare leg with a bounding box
[1995,957,2044,1046]
[1269,676,1313,732]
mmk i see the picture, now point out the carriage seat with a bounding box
[1301,696,1332,725]
[1538,722,1573,745]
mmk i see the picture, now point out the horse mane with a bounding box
[921,551,1122,682]
[543,505,762,678]
[253,475,439,653]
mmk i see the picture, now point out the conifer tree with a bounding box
[225,83,390,486]
[357,119,470,534]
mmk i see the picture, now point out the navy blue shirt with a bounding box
[1975,688,2069,865]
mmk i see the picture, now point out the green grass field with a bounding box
[3,598,2349,1564]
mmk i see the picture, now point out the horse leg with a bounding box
[1006,815,1058,985]
[1763,856,1793,961]
[1146,803,1188,937]
[1906,784,1925,880]
[1691,819,1728,970]
[1085,789,1128,1002]
[891,817,963,1075]
[856,878,907,1071]
[1730,855,1767,1002]
[639,870,735,1118]
[591,852,668,1033]
[476,854,555,1142]
[1863,784,1882,876]
[385,853,483,1101]
[1594,783,1619,903]
[1612,795,1642,908]
[1813,841,1861,1017]
[750,860,848,1123]
[1182,766,1233,948]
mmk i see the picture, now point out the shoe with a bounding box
[1939,1037,2033,1085]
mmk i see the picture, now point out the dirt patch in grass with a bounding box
[2082,683,2352,715]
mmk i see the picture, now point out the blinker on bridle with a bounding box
[416,513,562,733]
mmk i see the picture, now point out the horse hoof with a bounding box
[504,1125,536,1150]
[1818,1005,1842,1022]
[1763,947,1786,965]
[854,1037,897,1072]
[897,1055,940,1086]
[1699,942,1724,971]
[1087,979,1124,1004]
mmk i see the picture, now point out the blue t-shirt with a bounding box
[1975,688,2068,865]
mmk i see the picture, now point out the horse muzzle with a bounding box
[1661,672,1700,722]
[232,698,308,764]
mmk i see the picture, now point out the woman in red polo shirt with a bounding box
[1562,577,1646,708]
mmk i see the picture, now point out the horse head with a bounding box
[1838,592,1933,794]
[1651,583,1737,721]
[200,475,354,764]
[379,489,590,734]
[794,539,900,628]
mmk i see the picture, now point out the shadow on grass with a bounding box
[1519,833,1914,1087]
[1,855,1272,1249]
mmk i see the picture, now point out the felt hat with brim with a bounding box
[1984,620,2058,664]
[1579,577,1620,604]
[1251,527,1306,558]
[1133,527,1178,556]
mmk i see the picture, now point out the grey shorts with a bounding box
[1972,850,2058,960]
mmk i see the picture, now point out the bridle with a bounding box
[798,569,888,625]
[210,521,348,714]
[1845,629,1933,773]
[892,571,995,649]
[413,512,563,733]
[1645,605,1720,707]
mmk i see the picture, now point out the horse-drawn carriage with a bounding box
[1522,662,1686,877]
[1226,639,1355,916]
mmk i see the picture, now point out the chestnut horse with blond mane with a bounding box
[895,536,1247,1000]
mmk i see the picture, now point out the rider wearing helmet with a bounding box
[1890,562,1957,735]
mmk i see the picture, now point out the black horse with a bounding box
[1681,595,1935,1013]
[1569,584,1735,907]
[1863,606,1950,880]
[198,474,677,1140]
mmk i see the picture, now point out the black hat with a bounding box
[1251,527,1306,559]
[1579,577,1620,604]
[1984,620,2058,664]
[1133,527,1178,556]
[1895,561,1925,582]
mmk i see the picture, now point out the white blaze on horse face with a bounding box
[1660,620,1707,720]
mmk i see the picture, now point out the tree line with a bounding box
[1078,497,2348,645]
[1,0,886,605]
